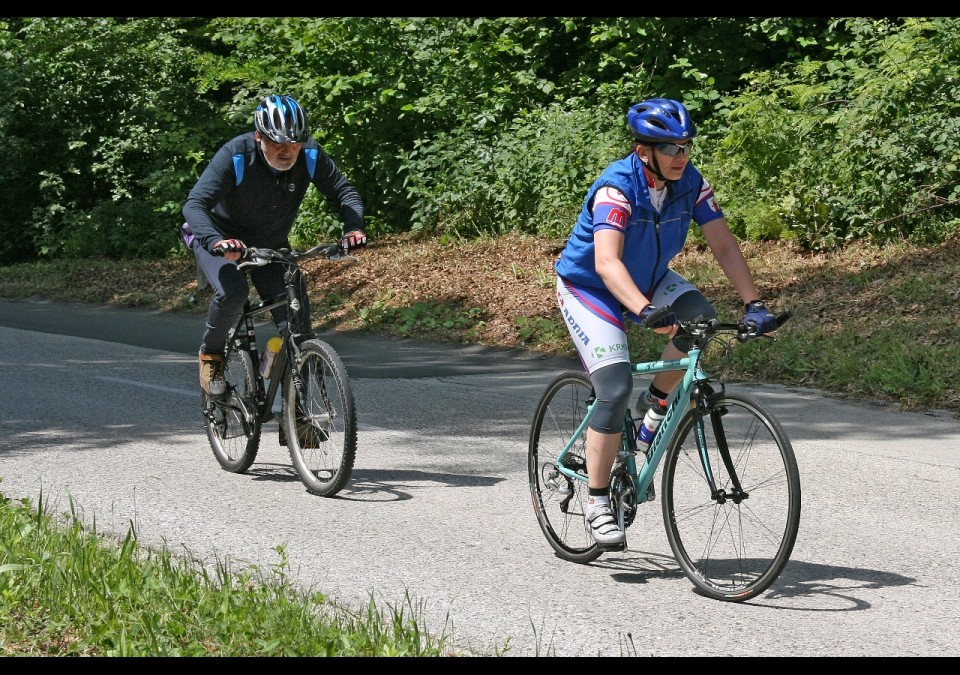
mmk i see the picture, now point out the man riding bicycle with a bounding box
[182,94,367,412]
[553,97,779,549]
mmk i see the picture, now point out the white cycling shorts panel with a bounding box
[555,271,696,375]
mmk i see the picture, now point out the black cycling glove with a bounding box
[340,229,367,251]
[639,304,677,330]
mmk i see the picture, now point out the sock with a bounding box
[587,490,610,512]
[647,384,669,403]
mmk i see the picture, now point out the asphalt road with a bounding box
[1,298,959,656]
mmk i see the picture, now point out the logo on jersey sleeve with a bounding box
[594,186,632,231]
[696,178,720,213]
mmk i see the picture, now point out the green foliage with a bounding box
[356,290,486,340]
[707,17,960,250]
[195,17,844,243]
[515,315,567,347]
[0,17,224,262]
[2,17,958,262]
[402,101,622,238]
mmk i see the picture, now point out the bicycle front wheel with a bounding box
[662,391,801,602]
[202,345,261,473]
[528,371,602,564]
[283,338,357,497]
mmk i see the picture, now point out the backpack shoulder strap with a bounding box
[305,148,317,180]
[233,153,245,185]
[233,147,314,184]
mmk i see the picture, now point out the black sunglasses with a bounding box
[654,142,693,157]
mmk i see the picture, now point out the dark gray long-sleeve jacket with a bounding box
[182,132,364,253]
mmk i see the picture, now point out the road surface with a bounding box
[1,298,958,656]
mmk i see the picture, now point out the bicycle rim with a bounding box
[203,346,261,473]
[528,371,602,563]
[662,392,801,602]
[283,339,357,497]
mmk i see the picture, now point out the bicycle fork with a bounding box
[692,384,749,503]
[277,337,332,432]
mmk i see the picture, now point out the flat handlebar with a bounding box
[233,242,356,269]
[678,308,794,343]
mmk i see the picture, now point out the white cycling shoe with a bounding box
[586,503,625,550]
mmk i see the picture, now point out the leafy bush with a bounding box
[706,17,960,250]
[3,17,958,264]
[0,18,225,262]
[402,101,624,238]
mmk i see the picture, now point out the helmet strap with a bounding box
[637,145,670,185]
[649,156,668,183]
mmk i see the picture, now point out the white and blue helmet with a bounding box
[254,94,309,143]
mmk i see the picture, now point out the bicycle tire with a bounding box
[661,391,801,602]
[283,338,357,497]
[202,345,261,473]
[528,371,603,563]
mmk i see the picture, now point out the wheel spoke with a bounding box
[663,393,801,601]
[528,372,602,564]
[284,339,356,497]
[203,345,261,473]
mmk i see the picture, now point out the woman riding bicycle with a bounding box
[554,97,779,549]
[182,94,368,401]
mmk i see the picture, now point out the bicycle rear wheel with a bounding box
[283,338,357,497]
[528,371,602,564]
[662,391,801,602]
[202,345,261,473]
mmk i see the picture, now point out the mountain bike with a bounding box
[528,308,799,602]
[201,242,358,497]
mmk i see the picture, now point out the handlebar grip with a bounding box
[215,247,255,259]
[211,239,248,257]
[776,309,794,328]
[736,308,794,341]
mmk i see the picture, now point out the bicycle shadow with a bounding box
[243,462,301,484]
[341,468,504,502]
[242,465,503,502]
[594,552,918,608]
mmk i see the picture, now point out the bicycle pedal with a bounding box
[596,541,627,553]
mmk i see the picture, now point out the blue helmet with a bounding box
[254,94,309,143]
[626,98,696,143]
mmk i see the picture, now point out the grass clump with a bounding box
[0,489,458,657]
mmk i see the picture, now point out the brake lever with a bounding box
[236,248,274,268]
[327,251,359,262]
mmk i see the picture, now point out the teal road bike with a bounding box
[528,308,800,602]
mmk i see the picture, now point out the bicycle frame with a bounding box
[203,242,360,497]
[553,348,707,503]
[226,260,315,424]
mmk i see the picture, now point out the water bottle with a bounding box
[637,400,667,447]
[259,336,282,379]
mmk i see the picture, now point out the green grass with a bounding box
[0,487,467,656]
